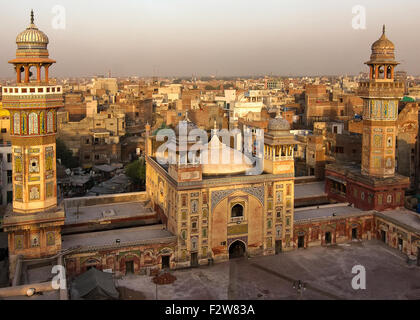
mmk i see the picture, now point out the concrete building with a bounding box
[0,144,13,206]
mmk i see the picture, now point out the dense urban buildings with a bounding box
[0,10,419,302]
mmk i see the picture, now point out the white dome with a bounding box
[200,135,253,176]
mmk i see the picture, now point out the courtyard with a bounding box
[116,240,420,300]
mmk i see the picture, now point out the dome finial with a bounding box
[30,9,34,25]
[382,24,386,35]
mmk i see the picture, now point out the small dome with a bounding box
[371,35,394,51]
[370,25,395,62]
[371,26,394,51]
[16,11,49,50]
[268,114,290,133]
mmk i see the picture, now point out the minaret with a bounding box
[2,11,64,261]
[263,113,296,175]
[359,26,404,177]
[325,25,409,211]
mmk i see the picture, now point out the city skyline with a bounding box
[1,0,420,78]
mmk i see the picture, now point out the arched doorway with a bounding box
[229,240,246,259]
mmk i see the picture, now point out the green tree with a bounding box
[56,138,79,168]
[125,157,146,188]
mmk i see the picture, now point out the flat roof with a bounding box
[65,201,154,225]
[377,209,420,233]
[294,181,326,199]
[62,225,175,252]
[294,204,364,222]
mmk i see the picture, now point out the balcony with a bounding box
[2,85,62,96]
[358,81,404,98]
[230,216,244,223]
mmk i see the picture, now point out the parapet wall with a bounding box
[64,191,149,209]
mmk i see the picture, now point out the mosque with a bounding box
[1,13,419,284]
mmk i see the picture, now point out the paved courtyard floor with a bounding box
[116,240,420,300]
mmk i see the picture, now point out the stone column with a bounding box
[45,65,49,83]
[37,65,41,82]
[16,65,21,83]
[24,65,30,83]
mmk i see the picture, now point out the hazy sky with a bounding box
[1,0,420,78]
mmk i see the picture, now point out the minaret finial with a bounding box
[30,9,34,25]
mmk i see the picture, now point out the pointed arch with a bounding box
[28,112,38,134]
[13,112,20,134]
[47,111,53,133]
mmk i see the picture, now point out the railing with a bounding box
[2,85,62,96]
[230,216,244,223]
[264,155,294,161]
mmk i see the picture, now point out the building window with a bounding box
[7,170,12,184]
[7,153,12,163]
[378,194,383,205]
[231,204,244,218]
[6,191,13,204]
[387,194,392,204]
[1,128,6,133]
[202,228,207,238]
[361,191,365,201]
